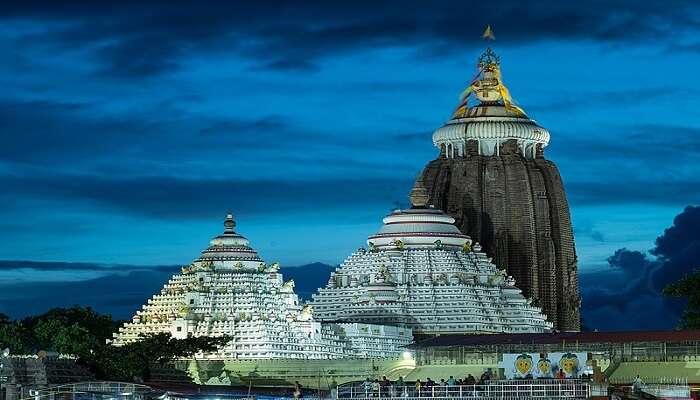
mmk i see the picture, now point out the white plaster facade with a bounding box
[310,183,554,335]
[112,213,412,359]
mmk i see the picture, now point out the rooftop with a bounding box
[409,330,700,348]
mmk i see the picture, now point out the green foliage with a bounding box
[0,306,231,383]
[0,305,119,355]
[53,324,100,355]
[32,319,66,350]
[82,333,231,382]
[0,322,32,354]
[663,268,700,329]
[25,306,120,343]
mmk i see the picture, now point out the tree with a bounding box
[32,318,66,350]
[82,333,231,382]
[663,268,700,329]
[0,307,231,383]
[0,322,32,354]
[25,306,119,344]
[53,324,100,356]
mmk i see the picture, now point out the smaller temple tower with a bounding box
[112,213,412,359]
[311,180,553,337]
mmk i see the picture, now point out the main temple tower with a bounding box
[420,43,581,331]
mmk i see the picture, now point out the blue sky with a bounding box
[1,1,699,330]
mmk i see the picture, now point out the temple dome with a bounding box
[432,48,550,159]
[198,213,263,267]
[368,179,470,250]
[369,208,470,250]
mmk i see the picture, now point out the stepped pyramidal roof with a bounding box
[112,213,412,359]
[310,180,554,336]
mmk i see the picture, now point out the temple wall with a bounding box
[176,358,416,389]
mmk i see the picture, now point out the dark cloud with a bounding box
[394,131,432,142]
[580,205,700,330]
[0,99,154,164]
[1,1,698,76]
[566,180,700,207]
[0,260,333,319]
[574,223,606,242]
[0,270,173,319]
[525,87,685,114]
[0,172,412,219]
[606,248,651,275]
[0,260,177,272]
[552,124,700,163]
[0,96,427,172]
[547,124,700,207]
[650,206,700,290]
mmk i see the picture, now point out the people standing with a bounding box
[415,379,422,397]
[466,374,476,386]
[362,377,372,398]
[632,375,644,393]
[293,381,303,399]
[371,379,380,397]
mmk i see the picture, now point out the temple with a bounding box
[310,180,553,336]
[111,213,412,359]
[420,44,581,331]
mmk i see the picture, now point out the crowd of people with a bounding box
[358,370,496,397]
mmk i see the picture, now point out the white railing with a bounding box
[595,382,692,400]
[642,384,691,398]
[338,380,591,399]
[23,381,157,399]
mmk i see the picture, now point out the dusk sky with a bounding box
[1,1,700,330]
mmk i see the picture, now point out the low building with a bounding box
[408,330,700,386]
[0,354,92,400]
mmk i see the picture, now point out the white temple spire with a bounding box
[223,211,236,233]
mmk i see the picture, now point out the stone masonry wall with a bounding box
[420,139,581,331]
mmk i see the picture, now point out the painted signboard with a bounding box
[500,352,587,379]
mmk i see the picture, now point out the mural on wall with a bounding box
[500,352,587,379]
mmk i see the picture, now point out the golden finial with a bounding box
[482,25,495,41]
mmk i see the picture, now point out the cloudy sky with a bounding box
[1,1,699,330]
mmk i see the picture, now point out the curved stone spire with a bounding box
[409,176,430,208]
[419,38,581,331]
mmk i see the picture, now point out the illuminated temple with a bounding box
[310,180,553,336]
[420,46,581,331]
[112,213,412,359]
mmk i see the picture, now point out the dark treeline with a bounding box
[664,268,700,329]
[0,306,229,382]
